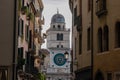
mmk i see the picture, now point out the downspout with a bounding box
[91,0,94,80]
[13,0,17,79]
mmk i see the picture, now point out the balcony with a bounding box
[38,17,44,25]
[34,32,40,38]
[21,6,27,15]
[96,0,107,17]
[26,13,33,21]
[96,9,107,17]
[29,1,36,14]
[35,10,40,17]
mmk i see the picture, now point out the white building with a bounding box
[46,11,71,80]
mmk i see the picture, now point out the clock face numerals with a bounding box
[53,53,66,66]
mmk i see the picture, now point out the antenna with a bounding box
[57,8,59,14]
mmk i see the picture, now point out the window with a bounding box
[18,18,20,36]
[115,22,120,48]
[29,30,32,48]
[60,34,63,40]
[18,47,24,69]
[18,19,24,36]
[103,26,109,51]
[53,25,55,28]
[98,28,103,53]
[57,45,59,48]
[48,77,51,80]
[114,72,120,80]
[21,20,24,35]
[79,34,82,54]
[74,6,77,25]
[35,29,38,33]
[52,65,54,67]
[25,52,30,72]
[87,28,91,50]
[95,70,104,80]
[58,25,61,29]
[116,75,120,80]
[25,25,29,41]
[57,33,60,40]
[75,38,77,58]
[88,0,91,11]
[57,33,63,41]
[115,72,120,80]
[96,0,107,17]
[61,45,63,48]
[0,67,8,80]
[107,73,112,80]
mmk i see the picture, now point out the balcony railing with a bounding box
[96,0,107,17]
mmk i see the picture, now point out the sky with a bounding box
[41,0,72,48]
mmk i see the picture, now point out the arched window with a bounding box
[53,25,55,28]
[95,70,104,80]
[0,69,8,80]
[61,45,63,48]
[115,22,120,48]
[57,33,60,40]
[98,28,103,53]
[103,25,109,51]
[57,33,63,41]
[58,25,61,29]
[57,45,59,48]
[18,19,24,36]
[60,33,63,40]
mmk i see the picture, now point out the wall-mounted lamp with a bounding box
[64,51,69,60]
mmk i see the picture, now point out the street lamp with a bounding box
[64,51,69,80]
[64,51,69,60]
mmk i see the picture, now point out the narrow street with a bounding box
[0,0,120,80]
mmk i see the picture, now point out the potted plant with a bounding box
[26,13,32,20]
[21,6,27,15]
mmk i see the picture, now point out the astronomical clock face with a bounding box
[53,53,66,66]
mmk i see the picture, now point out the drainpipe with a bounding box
[91,0,94,80]
[13,0,17,79]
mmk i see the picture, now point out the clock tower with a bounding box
[46,11,71,80]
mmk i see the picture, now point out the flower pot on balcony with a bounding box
[26,13,33,21]
[21,6,27,15]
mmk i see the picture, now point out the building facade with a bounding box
[69,0,120,80]
[93,0,120,80]
[0,0,18,80]
[46,11,71,80]
[0,0,45,79]
[17,0,45,79]
[69,0,92,80]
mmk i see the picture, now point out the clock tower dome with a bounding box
[46,11,71,80]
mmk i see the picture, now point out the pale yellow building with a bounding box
[69,0,92,80]
[93,0,120,80]
[70,0,120,80]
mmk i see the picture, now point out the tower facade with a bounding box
[46,11,71,80]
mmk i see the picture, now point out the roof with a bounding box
[51,12,65,23]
